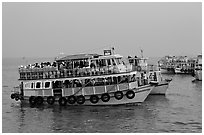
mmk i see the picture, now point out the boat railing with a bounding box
[19,67,58,73]
[18,66,122,80]
[131,65,160,72]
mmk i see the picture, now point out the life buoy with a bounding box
[90,95,99,104]
[67,95,76,104]
[137,66,142,72]
[47,96,55,105]
[101,93,110,102]
[29,96,36,105]
[35,96,44,105]
[76,95,85,104]
[114,91,123,100]
[126,90,135,99]
[58,97,67,106]
[11,93,16,99]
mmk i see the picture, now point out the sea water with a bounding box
[2,57,202,133]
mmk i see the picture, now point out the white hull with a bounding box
[21,85,154,106]
[174,68,193,74]
[174,68,184,74]
[194,70,202,81]
[150,81,169,95]
[160,68,174,74]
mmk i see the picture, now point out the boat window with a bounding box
[129,59,134,64]
[95,60,99,67]
[24,82,31,89]
[115,58,122,65]
[53,81,62,88]
[36,82,41,89]
[95,78,105,86]
[99,59,106,67]
[90,61,96,68]
[85,79,92,87]
[45,82,50,88]
[63,80,71,88]
[120,75,128,83]
[84,60,89,67]
[112,59,116,65]
[107,59,111,66]
[31,82,34,89]
[68,80,73,88]
[73,79,82,87]
[130,74,136,82]
[113,76,118,84]
[118,76,121,83]
[105,77,112,85]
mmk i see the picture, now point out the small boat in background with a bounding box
[158,55,195,74]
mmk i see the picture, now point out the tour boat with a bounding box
[128,56,171,95]
[10,49,154,106]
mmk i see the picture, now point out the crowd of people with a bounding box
[19,61,57,70]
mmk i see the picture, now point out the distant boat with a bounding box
[158,55,196,74]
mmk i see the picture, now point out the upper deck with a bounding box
[18,49,131,81]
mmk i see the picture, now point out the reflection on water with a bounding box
[13,103,157,133]
[2,58,202,133]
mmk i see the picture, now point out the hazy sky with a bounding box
[2,2,202,58]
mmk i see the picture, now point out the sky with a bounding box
[2,2,202,58]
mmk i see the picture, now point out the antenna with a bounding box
[111,47,115,54]
[139,47,143,58]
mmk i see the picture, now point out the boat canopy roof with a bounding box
[56,53,101,61]
[128,57,148,60]
[91,54,123,60]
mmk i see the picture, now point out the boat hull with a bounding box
[20,85,154,106]
[150,81,169,95]
[160,68,174,74]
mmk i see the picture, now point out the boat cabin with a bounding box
[128,56,148,71]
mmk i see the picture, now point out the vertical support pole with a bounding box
[20,81,24,96]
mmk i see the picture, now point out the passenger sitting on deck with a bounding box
[52,61,57,67]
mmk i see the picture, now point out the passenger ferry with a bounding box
[128,56,172,95]
[158,55,195,74]
[10,49,154,106]
[193,54,202,81]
